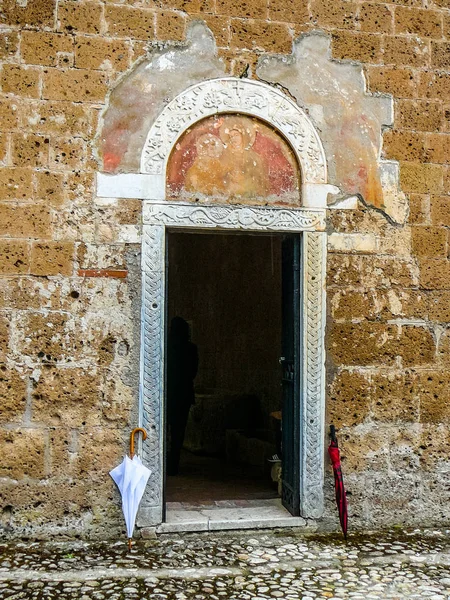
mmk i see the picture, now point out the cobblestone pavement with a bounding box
[1,529,450,599]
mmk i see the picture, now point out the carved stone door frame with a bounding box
[138,203,327,526]
[96,77,332,527]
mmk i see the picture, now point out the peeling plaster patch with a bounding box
[328,232,378,253]
[257,33,407,224]
[117,225,141,244]
[328,195,359,209]
[387,289,403,316]
[99,22,225,175]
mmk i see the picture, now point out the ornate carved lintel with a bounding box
[143,202,326,232]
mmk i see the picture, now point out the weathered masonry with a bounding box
[1,1,450,538]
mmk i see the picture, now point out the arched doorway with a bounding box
[137,78,328,529]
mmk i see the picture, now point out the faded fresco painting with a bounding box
[167,115,301,205]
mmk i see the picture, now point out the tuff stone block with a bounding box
[383,130,425,162]
[428,291,450,321]
[0,0,55,27]
[424,133,450,164]
[359,3,393,33]
[0,240,29,274]
[75,36,130,71]
[395,6,442,38]
[11,134,49,168]
[49,137,86,170]
[338,431,389,473]
[408,194,429,225]
[19,101,93,138]
[328,254,417,288]
[57,1,103,35]
[116,199,142,225]
[437,327,450,365]
[332,31,381,63]
[330,288,427,320]
[411,226,447,257]
[431,195,450,226]
[0,30,18,60]
[156,11,187,41]
[34,171,65,207]
[0,99,19,131]
[0,204,52,239]
[0,316,9,362]
[0,167,33,201]
[0,277,59,311]
[17,312,78,364]
[32,367,102,426]
[158,0,214,12]
[418,71,450,101]
[329,322,435,367]
[217,0,267,19]
[431,41,450,69]
[311,0,358,30]
[415,371,450,423]
[64,171,95,203]
[366,66,417,98]
[396,100,443,132]
[383,35,430,67]
[370,371,419,423]
[30,242,74,276]
[0,132,7,165]
[21,32,73,67]
[268,0,309,23]
[0,429,46,479]
[1,65,40,99]
[418,425,450,471]
[105,5,156,40]
[0,480,94,524]
[0,366,27,423]
[420,258,450,289]
[42,68,108,103]
[74,428,124,480]
[328,369,371,427]
[400,162,443,194]
[230,19,292,52]
[100,375,133,425]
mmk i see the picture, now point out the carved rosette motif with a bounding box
[300,232,327,519]
[143,202,326,232]
[140,78,327,185]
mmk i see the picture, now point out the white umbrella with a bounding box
[110,428,151,550]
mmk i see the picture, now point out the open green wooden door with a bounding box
[281,234,301,516]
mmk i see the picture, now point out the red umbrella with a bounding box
[328,425,348,539]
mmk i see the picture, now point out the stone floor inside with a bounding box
[1,528,450,599]
[163,450,296,532]
[166,450,279,504]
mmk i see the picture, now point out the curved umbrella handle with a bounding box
[330,424,337,444]
[130,427,147,459]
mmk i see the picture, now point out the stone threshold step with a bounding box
[157,501,307,533]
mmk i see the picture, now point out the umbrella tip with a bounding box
[128,538,132,552]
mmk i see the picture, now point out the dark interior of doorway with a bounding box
[165,231,283,504]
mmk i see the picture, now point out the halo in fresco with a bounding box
[167,114,301,206]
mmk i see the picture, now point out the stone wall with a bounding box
[0,0,450,537]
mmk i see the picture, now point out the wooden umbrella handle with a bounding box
[129,427,147,458]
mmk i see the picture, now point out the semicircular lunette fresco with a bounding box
[167,114,301,206]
